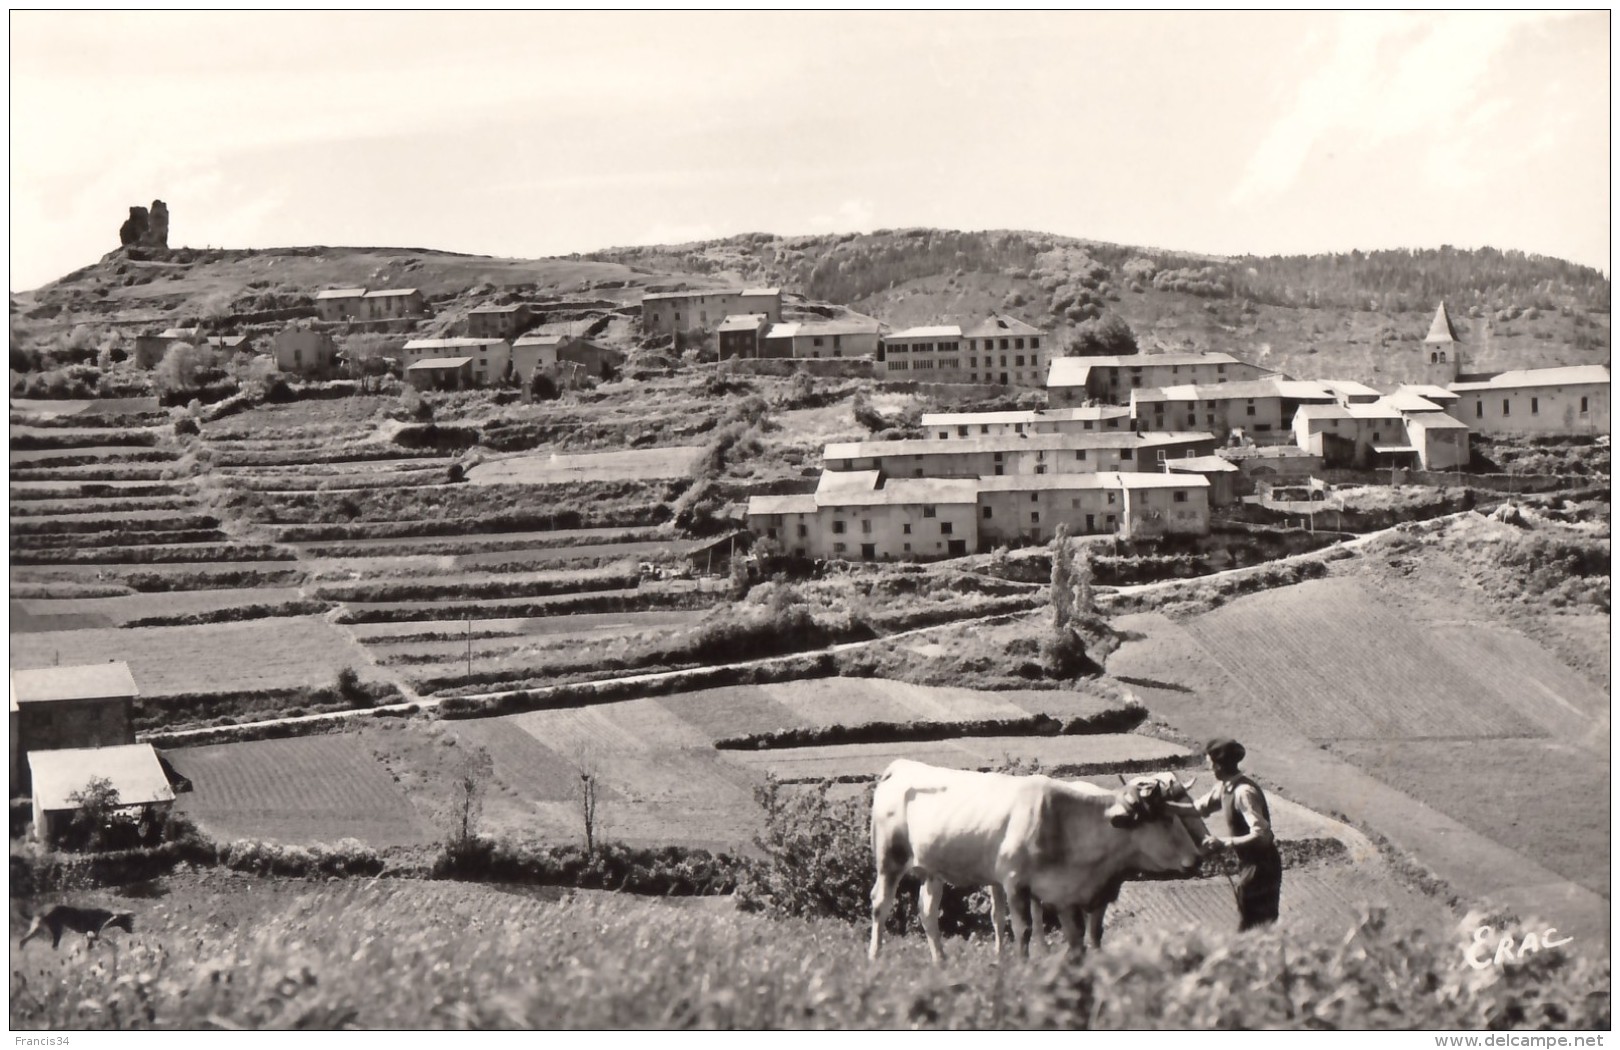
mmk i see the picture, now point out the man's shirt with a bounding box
[1195,778,1274,848]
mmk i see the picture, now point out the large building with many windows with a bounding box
[919,405,1132,439]
[822,431,1218,479]
[1447,365,1610,436]
[640,288,782,336]
[877,315,1048,387]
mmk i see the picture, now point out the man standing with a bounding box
[1194,738,1282,930]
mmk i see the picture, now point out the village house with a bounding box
[1162,456,1242,507]
[748,470,979,561]
[1290,397,1464,470]
[878,325,963,379]
[717,314,771,358]
[466,303,532,340]
[641,288,782,336]
[1447,365,1611,436]
[1047,352,1271,406]
[1131,378,1337,442]
[1321,379,1384,405]
[976,472,1210,546]
[920,405,1132,438]
[360,288,427,321]
[132,332,174,368]
[271,328,339,377]
[761,317,883,360]
[202,335,252,355]
[400,337,513,386]
[822,431,1218,479]
[554,337,624,384]
[961,315,1049,387]
[27,744,175,845]
[10,662,138,795]
[314,288,367,322]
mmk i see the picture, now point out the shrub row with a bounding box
[121,599,335,629]
[313,569,639,604]
[438,652,838,719]
[13,528,228,551]
[1099,557,1331,616]
[13,543,296,565]
[10,448,176,469]
[434,838,747,896]
[11,465,176,482]
[11,512,219,536]
[10,428,160,450]
[133,679,401,733]
[335,585,715,625]
[118,568,308,592]
[8,482,189,501]
[210,445,447,468]
[715,706,1147,750]
[10,496,202,517]
[140,702,420,748]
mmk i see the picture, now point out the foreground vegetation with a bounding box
[9,885,1607,1030]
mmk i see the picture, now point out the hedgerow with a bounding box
[313,568,638,604]
[714,707,1146,750]
[12,542,295,565]
[121,599,334,628]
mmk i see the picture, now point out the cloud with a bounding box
[1229,12,1570,204]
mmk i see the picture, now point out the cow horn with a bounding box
[1163,800,1200,815]
[1117,774,1131,787]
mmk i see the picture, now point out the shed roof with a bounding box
[315,288,367,300]
[820,477,980,507]
[403,338,507,350]
[404,357,474,370]
[1295,404,1353,422]
[817,470,884,496]
[740,287,781,297]
[1163,456,1242,473]
[1046,359,1094,388]
[1394,383,1459,401]
[514,333,565,347]
[12,662,138,709]
[1320,379,1383,399]
[363,288,419,298]
[29,744,175,812]
[1450,365,1611,392]
[719,314,769,332]
[1380,391,1446,413]
[1404,412,1469,430]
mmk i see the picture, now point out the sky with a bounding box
[8,10,1611,292]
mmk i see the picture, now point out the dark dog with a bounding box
[19,905,135,950]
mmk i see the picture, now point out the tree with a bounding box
[575,747,601,854]
[443,744,493,862]
[66,776,122,851]
[1042,525,1088,678]
[530,371,559,400]
[152,342,218,402]
[342,334,402,394]
[1066,312,1138,357]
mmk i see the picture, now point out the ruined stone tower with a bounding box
[117,200,170,250]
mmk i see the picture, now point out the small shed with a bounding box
[11,662,139,794]
[1163,455,1242,507]
[405,356,474,391]
[27,744,176,844]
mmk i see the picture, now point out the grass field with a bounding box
[8,616,374,696]
[468,446,707,485]
[1180,576,1545,740]
[168,734,437,847]
[725,734,1188,782]
[10,587,307,630]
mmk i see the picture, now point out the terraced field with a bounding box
[727,734,1190,782]
[467,446,707,484]
[168,734,437,846]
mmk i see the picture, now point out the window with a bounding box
[766,527,778,540]
[938,431,950,439]
[1075,450,1087,461]
[1476,401,1483,419]
[980,424,990,435]
[969,357,978,368]
[1503,399,1511,417]
[1034,465,1046,474]
[1030,512,1040,523]
[813,337,824,347]
[1246,406,1256,416]
[923,505,937,518]
[1014,338,1025,350]
[861,520,872,534]
[1014,423,1025,433]
[1000,338,1010,350]
[940,521,954,535]
[957,426,969,437]
[1581,396,1589,413]
[832,520,846,534]
[903,543,911,552]
[834,542,847,553]
[1031,338,1040,349]
[1174,491,1188,503]
[1000,355,1008,366]
[1531,397,1539,415]
[1107,492,1117,505]
[993,452,1004,462]
[797,524,808,538]
[1015,355,1025,367]
[1121,448,1134,460]
[902,523,912,534]
[1083,421,1094,431]
[1187,414,1197,427]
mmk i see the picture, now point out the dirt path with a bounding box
[1108,610,1611,954]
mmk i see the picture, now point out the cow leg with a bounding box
[1058,906,1086,958]
[988,883,1009,956]
[1086,905,1108,951]
[868,868,901,961]
[918,876,947,966]
[18,920,41,949]
[1005,883,1035,960]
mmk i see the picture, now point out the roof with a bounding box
[1380,391,1446,413]
[12,662,138,708]
[1372,444,1420,455]
[1069,352,1244,371]
[363,288,419,298]
[1116,472,1210,489]
[763,323,800,339]
[204,335,249,347]
[643,287,780,303]
[1163,456,1241,473]
[1320,379,1383,399]
[822,430,1214,460]
[886,325,962,340]
[817,470,884,496]
[469,303,526,314]
[740,287,781,297]
[820,477,980,507]
[1404,412,1469,430]
[514,333,565,347]
[28,744,175,812]
[402,338,508,350]
[961,314,1044,338]
[1294,404,1353,422]
[788,318,883,337]
[973,473,1115,492]
[920,406,1130,427]
[1133,378,1333,403]
[1344,403,1404,420]
[404,357,474,370]
[719,314,769,332]
[158,327,199,339]
[316,288,367,300]
[1394,383,1458,401]
[1424,302,1459,344]
[1046,359,1094,387]
[1449,365,1611,392]
[748,494,818,515]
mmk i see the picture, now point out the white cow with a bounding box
[868,761,1210,964]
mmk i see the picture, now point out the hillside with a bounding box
[9,230,1611,389]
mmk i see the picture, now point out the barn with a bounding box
[27,744,176,845]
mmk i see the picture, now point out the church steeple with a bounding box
[1420,301,1461,383]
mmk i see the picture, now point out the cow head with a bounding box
[1105,772,1210,874]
